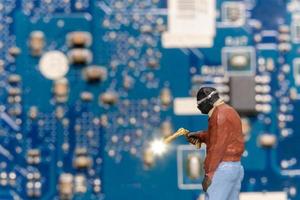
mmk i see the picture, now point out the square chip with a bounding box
[229,76,256,115]
[222,2,246,26]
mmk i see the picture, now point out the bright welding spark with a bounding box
[150,139,167,156]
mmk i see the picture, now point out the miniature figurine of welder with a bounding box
[186,87,245,200]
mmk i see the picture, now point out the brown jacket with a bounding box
[196,103,244,179]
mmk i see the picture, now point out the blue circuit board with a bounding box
[0,0,300,200]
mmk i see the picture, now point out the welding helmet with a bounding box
[196,87,220,114]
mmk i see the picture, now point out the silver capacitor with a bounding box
[187,154,203,179]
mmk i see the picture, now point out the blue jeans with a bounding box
[205,162,244,200]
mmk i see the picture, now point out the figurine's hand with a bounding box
[202,175,212,192]
[178,128,189,135]
[185,133,201,148]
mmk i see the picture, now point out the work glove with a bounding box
[202,175,212,192]
[185,132,202,148]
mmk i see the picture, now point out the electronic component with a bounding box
[26,172,42,198]
[222,2,246,26]
[28,106,38,119]
[291,15,300,43]
[99,91,118,106]
[29,31,45,56]
[68,49,92,65]
[123,75,134,90]
[93,178,102,193]
[83,65,107,83]
[229,76,257,115]
[187,153,203,179]
[293,58,300,85]
[290,87,300,100]
[39,51,69,80]
[147,57,159,69]
[8,74,21,84]
[73,147,92,169]
[162,0,216,47]
[174,97,199,115]
[241,118,251,141]
[240,192,287,200]
[74,175,87,193]
[67,31,92,48]
[160,120,173,137]
[73,155,92,169]
[26,149,41,165]
[160,87,172,107]
[8,46,21,57]
[80,91,94,102]
[0,172,8,187]
[53,78,69,103]
[59,173,74,199]
[143,148,155,167]
[177,145,206,190]
[0,172,16,187]
[259,134,277,148]
[8,87,21,96]
[223,47,256,76]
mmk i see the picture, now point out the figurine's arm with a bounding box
[204,112,230,180]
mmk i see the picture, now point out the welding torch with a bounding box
[163,128,201,148]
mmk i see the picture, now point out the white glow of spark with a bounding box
[150,139,167,156]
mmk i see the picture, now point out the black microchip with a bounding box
[229,76,256,115]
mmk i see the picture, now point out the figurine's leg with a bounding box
[205,162,240,200]
[227,165,244,200]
